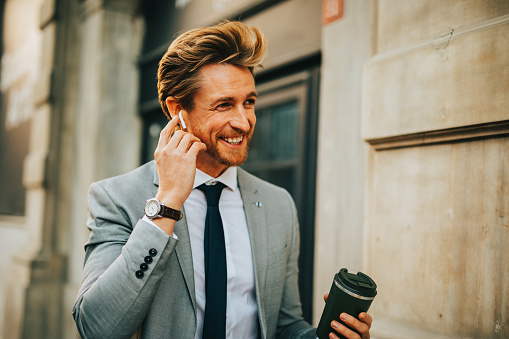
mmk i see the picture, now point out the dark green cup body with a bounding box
[316,269,377,339]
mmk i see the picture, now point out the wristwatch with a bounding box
[144,198,183,221]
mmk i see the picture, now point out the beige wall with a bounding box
[0,0,46,337]
[243,0,322,70]
[1,0,143,338]
[363,1,509,338]
[0,224,27,338]
[313,0,371,325]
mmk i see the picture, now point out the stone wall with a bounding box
[363,1,509,337]
[0,0,143,338]
[313,0,371,325]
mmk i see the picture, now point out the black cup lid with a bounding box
[336,268,377,298]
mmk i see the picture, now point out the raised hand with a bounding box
[152,114,206,234]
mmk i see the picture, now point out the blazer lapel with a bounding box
[237,168,269,338]
[152,162,196,312]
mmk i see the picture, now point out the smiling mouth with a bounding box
[221,135,244,145]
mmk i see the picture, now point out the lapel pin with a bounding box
[255,202,262,208]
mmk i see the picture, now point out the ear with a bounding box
[166,97,192,132]
[165,96,181,119]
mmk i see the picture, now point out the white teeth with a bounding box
[224,136,243,145]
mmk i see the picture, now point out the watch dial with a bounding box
[146,200,159,217]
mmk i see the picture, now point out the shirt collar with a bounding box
[194,167,238,192]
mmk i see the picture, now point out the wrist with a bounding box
[155,192,184,210]
[152,217,176,236]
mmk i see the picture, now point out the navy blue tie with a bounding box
[198,182,227,339]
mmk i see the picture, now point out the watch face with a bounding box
[145,199,160,218]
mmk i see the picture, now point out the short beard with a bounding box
[205,144,249,167]
[204,130,252,167]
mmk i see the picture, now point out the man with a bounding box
[73,21,372,339]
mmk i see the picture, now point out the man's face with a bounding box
[187,63,257,177]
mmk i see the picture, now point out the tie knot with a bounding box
[197,182,226,206]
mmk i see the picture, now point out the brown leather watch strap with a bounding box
[160,205,183,221]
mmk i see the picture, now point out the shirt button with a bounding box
[149,248,157,256]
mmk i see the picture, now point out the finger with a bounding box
[187,140,207,157]
[331,320,361,339]
[329,332,340,339]
[157,116,180,150]
[176,133,202,152]
[359,313,373,329]
[324,293,329,302]
[166,130,187,149]
[173,132,204,152]
[339,313,369,336]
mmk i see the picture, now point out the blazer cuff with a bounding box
[142,215,179,239]
[122,219,179,292]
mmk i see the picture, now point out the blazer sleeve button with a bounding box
[135,270,144,279]
[144,256,153,264]
[140,263,149,271]
[149,248,157,256]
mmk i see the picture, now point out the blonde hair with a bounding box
[157,20,267,119]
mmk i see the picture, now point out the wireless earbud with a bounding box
[178,110,187,130]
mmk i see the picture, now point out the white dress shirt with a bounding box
[144,167,258,339]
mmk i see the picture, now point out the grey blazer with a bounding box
[73,161,315,339]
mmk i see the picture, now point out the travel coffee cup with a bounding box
[316,268,377,339]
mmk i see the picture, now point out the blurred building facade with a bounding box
[0,0,507,338]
